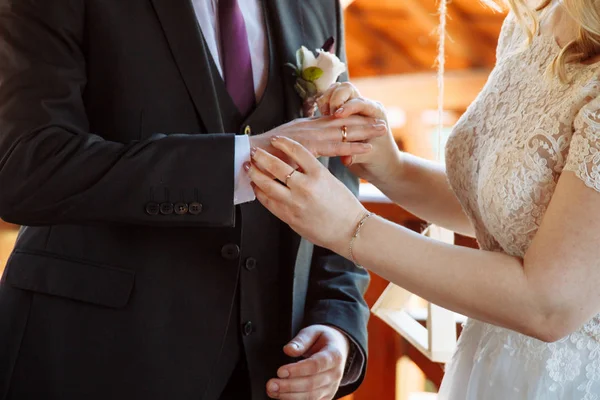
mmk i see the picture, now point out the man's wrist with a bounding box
[249,132,270,150]
[325,325,350,364]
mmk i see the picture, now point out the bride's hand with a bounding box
[245,136,367,257]
[317,82,401,186]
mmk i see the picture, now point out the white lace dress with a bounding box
[439,12,600,400]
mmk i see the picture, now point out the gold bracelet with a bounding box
[349,212,374,269]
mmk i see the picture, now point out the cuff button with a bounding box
[159,202,174,215]
[244,125,252,135]
[189,202,203,215]
[145,202,160,216]
[174,203,189,215]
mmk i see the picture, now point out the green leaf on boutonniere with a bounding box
[297,78,318,97]
[301,67,324,82]
[294,82,308,99]
[285,63,301,76]
[296,48,305,69]
[305,81,318,97]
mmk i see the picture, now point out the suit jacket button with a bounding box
[189,202,203,215]
[160,202,174,215]
[174,203,189,215]
[245,258,257,271]
[221,244,240,261]
[145,202,160,216]
[244,125,252,135]
[242,321,254,336]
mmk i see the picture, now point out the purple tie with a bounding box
[218,0,256,116]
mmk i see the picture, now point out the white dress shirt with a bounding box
[191,0,268,205]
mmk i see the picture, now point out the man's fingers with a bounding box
[267,372,331,395]
[301,123,385,146]
[303,114,380,129]
[284,326,322,358]
[279,349,339,378]
[271,137,324,176]
[307,141,372,158]
[327,123,387,142]
[269,388,332,400]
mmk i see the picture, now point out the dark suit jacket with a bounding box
[0,0,370,399]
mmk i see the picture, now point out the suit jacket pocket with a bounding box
[5,249,135,309]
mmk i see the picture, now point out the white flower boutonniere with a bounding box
[287,37,347,117]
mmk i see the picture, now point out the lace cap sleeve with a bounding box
[496,12,517,61]
[564,94,600,192]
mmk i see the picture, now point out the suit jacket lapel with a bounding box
[150,0,225,133]
[265,0,304,122]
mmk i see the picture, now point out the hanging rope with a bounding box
[480,0,503,12]
[436,0,448,163]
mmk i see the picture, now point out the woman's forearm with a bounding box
[348,216,562,342]
[373,152,475,237]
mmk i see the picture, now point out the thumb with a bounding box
[284,326,322,358]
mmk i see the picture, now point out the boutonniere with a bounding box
[286,37,347,117]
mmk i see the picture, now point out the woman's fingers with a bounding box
[329,83,360,114]
[251,147,297,184]
[334,98,384,120]
[316,83,341,115]
[316,82,360,116]
[254,186,289,223]
[271,137,324,175]
[245,161,292,203]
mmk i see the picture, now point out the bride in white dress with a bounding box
[243,0,600,399]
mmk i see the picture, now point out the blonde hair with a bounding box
[497,0,600,81]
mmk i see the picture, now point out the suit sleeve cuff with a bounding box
[340,335,365,386]
[326,325,365,386]
[233,135,256,205]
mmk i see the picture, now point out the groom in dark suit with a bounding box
[0,0,370,399]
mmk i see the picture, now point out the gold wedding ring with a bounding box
[284,169,297,187]
[341,125,348,142]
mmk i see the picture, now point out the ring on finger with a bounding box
[341,125,348,142]
[284,169,297,187]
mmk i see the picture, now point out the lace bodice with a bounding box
[441,12,600,400]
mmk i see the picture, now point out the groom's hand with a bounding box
[249,115,387,161]
[267,325,350,400]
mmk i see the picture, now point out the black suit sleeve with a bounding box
[0,1,235,227]
[302,3,370,398]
